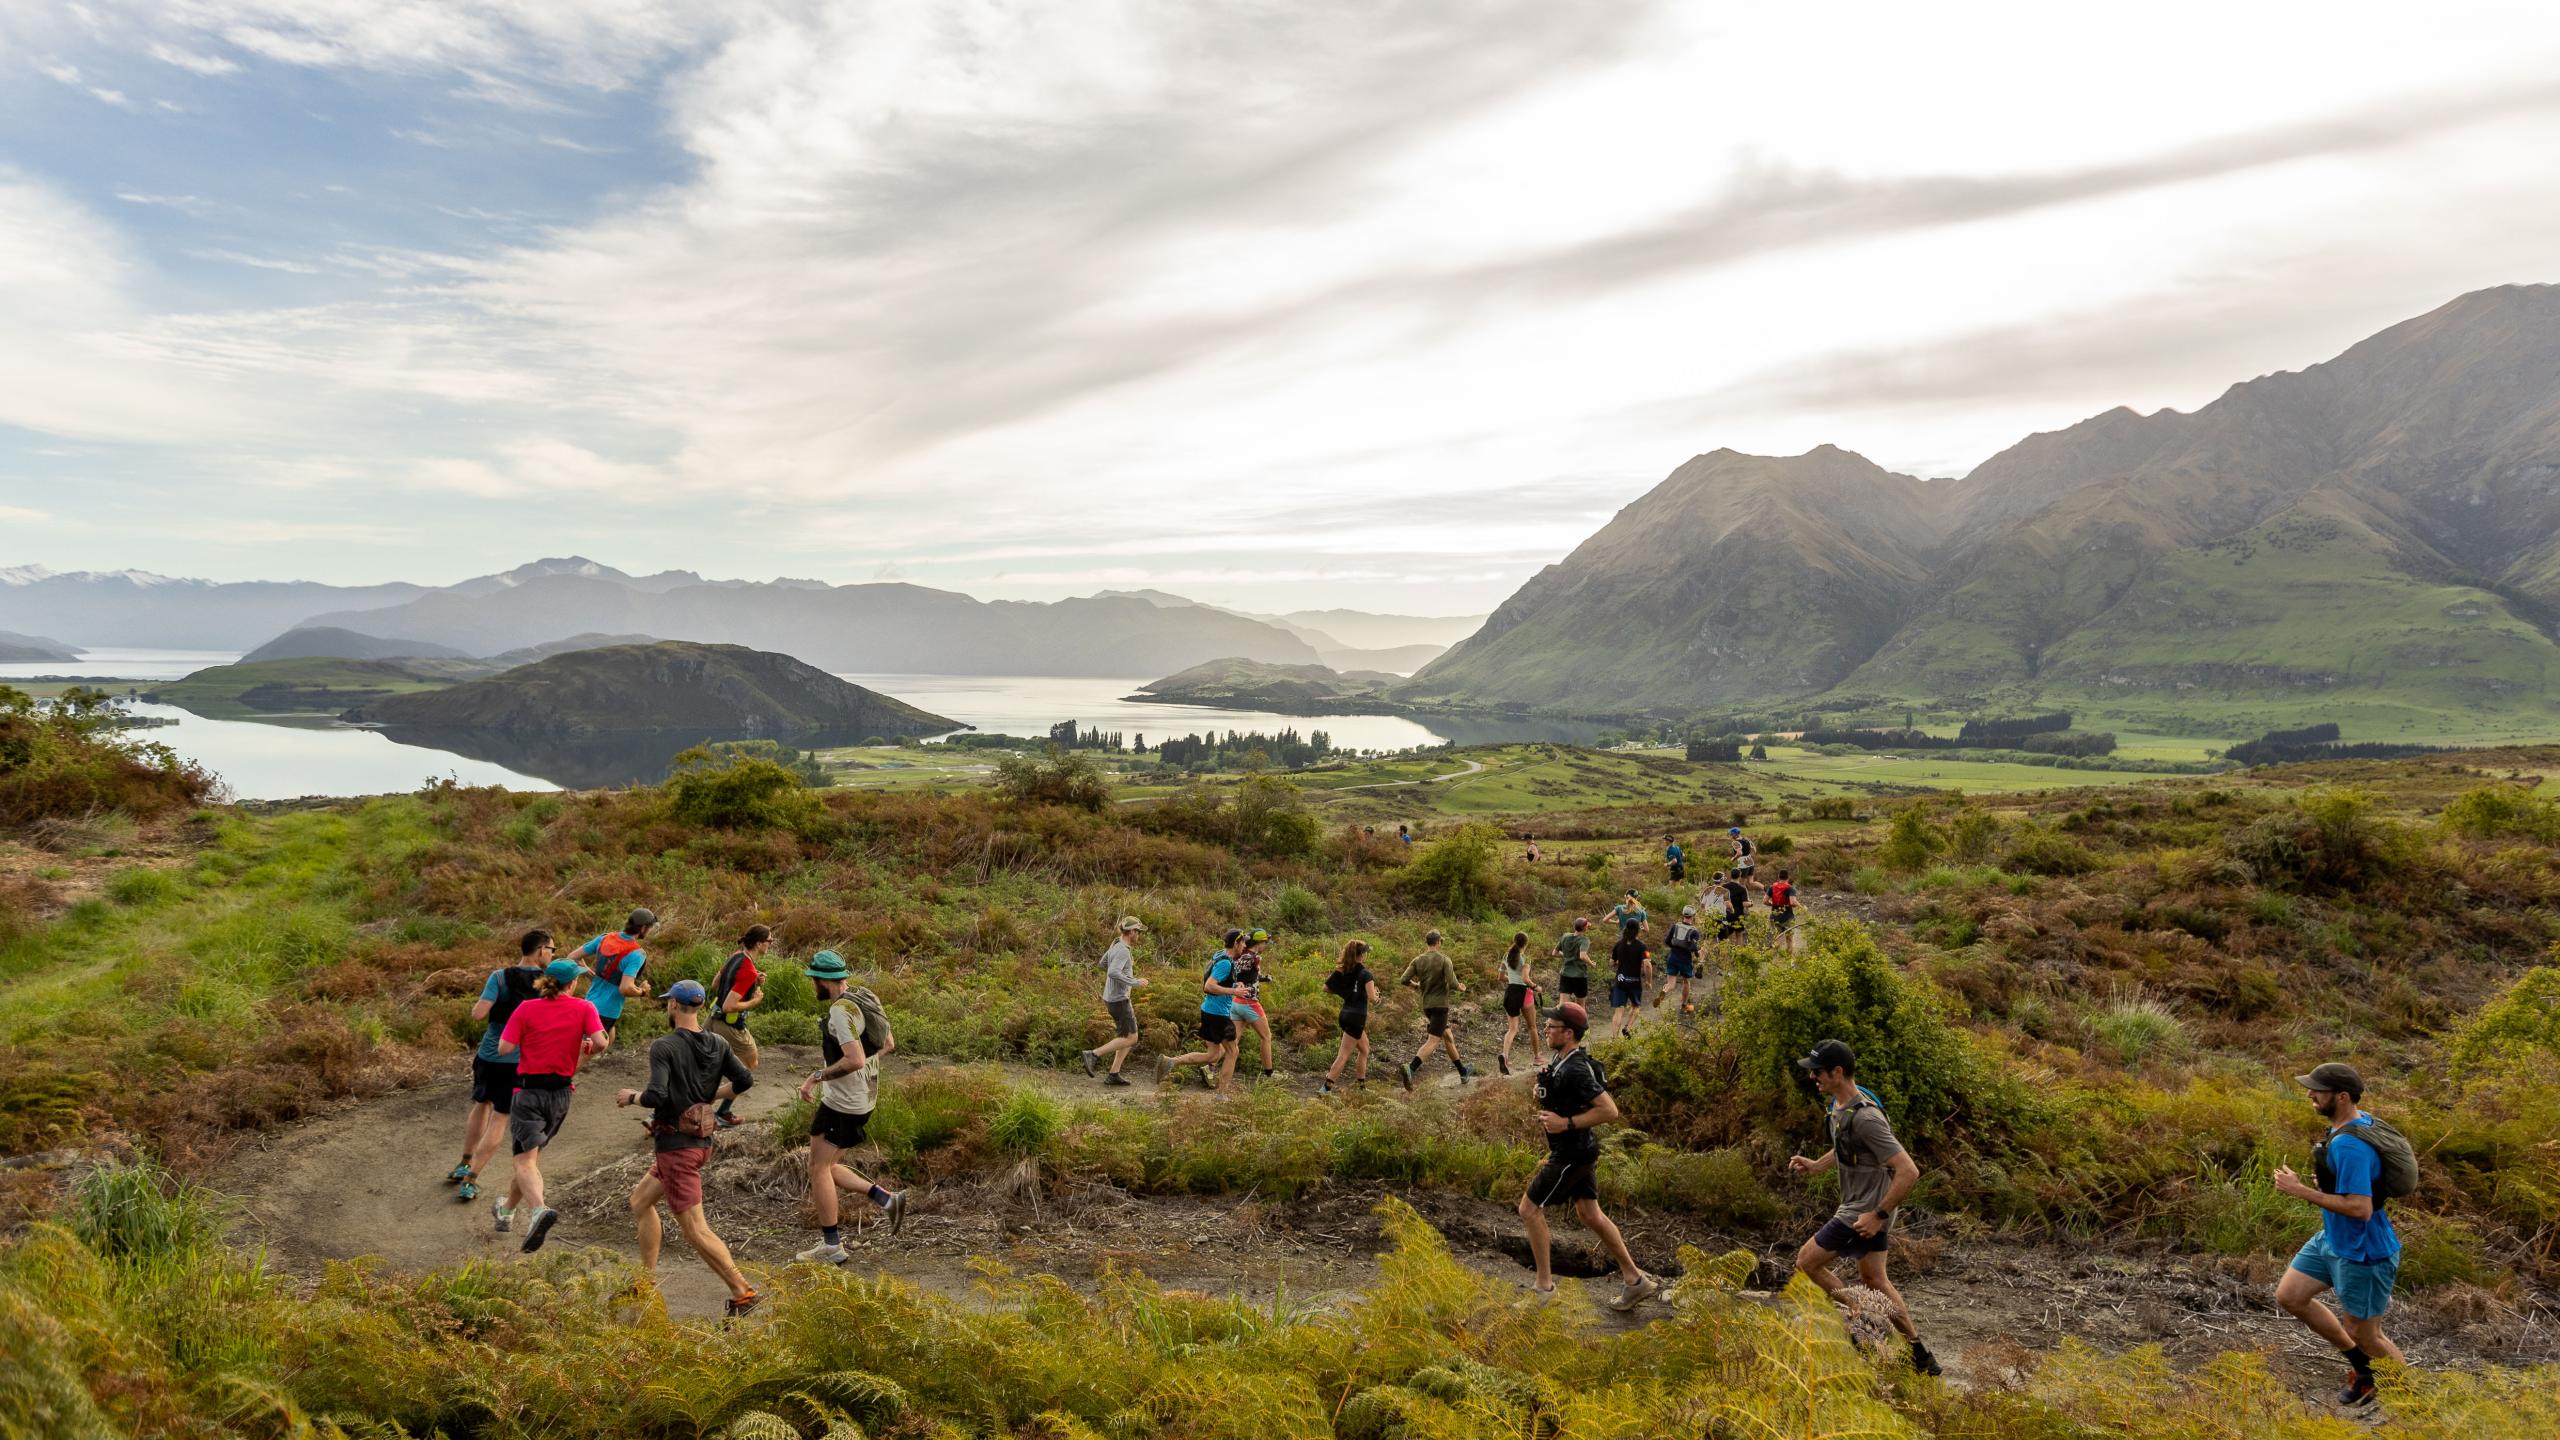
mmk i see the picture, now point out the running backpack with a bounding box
[486,966,543,1033]
[592,933,643,983]
[2328,1119,2420,1201]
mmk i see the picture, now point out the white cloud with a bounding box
[187,248,321,274]
[147,41,239,75]
[0,505,52,526]
[114,191,215,212]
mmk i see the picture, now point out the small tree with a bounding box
[1399,823,1504,916]
[993,746,1110,812]
[1877,804,1945,872]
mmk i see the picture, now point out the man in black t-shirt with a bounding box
[1517,1001,1659,1310]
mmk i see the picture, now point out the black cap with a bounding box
[1796,1038,1855,1075]
[2295,1062,2365,1097]
[626,907,657,933]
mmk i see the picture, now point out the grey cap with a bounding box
[2295,1062,2365,1097]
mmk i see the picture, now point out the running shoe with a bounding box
[1498,1055,1511,1076]
[724,1290,763,1318]
[713,1112,739,1130]
[2337,1373,2377,1410]
[492,1200,513,1234]
[444,1162,473,1185]
[1103,1072,1132,1087]
[1909,1341,1942,1377]
[795,1240,851,1266]
[457,1178,479,1203]
[1263,1069,1275,1081]
[1400,1059,1417,1091]
[519,1206,559,1253]
[1079,1050,1099,1078]
[1608,1271,1661,1311]
[1153,1056,1172,1083]
[884,1189,908,1236]
[1200,1067,1217,1090]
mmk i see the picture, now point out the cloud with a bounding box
[114,192,216,213]
[0,505,51,526]
[408,440,677,500]
[36,57,133,106]
[147,41,238,75]
[188,248,322,274]
[193,518,400,545]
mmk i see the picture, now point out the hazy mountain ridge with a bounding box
[1411,284,2560,730]
[345,642,958,738]
[0,629,79,663]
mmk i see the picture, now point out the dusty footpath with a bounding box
[214,1045,2560,1396]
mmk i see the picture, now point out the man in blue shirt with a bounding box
[1154,929,1242,1093]
[2273,1061,2404,1410]
[444,929,551,1207]
[573,908,658,1050]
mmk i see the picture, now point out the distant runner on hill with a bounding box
[1664,835,1686,884]
[494,956,604,1253]
[572,908,657,1050]
[1719,872,1751,943]
[1320,939,1378,1094]
[1606,923,1649,1039]
[795,951,909,1265]
[1157,929,1243,1093]
[1497,930,1540,1076]
[1657,907,1703,1014]
[1767,869,1799,938]
[1611,890,1647,933]
[1517,1000,1658,1309]
[2273,1062,2406,1411]
[446,928,550,1204]
[1789,1039,1940,1376]
[1728,827,1757,881]
[616,978,759,1316]
[1231,928,1277,1081]
[1081,916,1150,1087]
[706,925,769,1129]
[1523,832,1541,863]
[1397,823,1412,847]
[1553,918,1592,1000]
[1398,929,1472,1089]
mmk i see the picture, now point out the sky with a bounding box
[4,1,2560,615]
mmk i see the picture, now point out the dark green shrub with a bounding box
[992,746,1109,812]
[0,686,216,826]
[663,746,830,832]
[2005,822,2096,876]
[1397,823,1503,916]
[1878,805,1945,872]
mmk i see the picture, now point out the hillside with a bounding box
[343,641,958,738]
[481,631,659,668]
[241,626,471,663]
[0,628,77,662]
[1133,656,1401,712]
[1412,284,2560,735]
[148,657,469,717]
[1090,589,1466,671]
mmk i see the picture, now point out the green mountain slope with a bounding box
[344,641,957,738]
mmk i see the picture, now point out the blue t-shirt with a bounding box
[475,970,513,1062]
[1199,953,1234,1017]
[576,935,646,1021]
[2320,1116,2402,1264]
[1666,844,1683,864]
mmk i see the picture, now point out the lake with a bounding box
[31,665,1601,800]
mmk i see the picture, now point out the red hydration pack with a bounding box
[593,933,644,983]
[1770,881,1795,909]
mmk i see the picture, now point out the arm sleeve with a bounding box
[636,1042,674,1110]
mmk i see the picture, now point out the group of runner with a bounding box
[437,880,2411,1406]
[445,909,908,1317]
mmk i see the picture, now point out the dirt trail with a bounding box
[214,1048,2559,1394]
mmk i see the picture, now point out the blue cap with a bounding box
[542,958,581,986]
[1728,826,1742,834]
[667,978,708,1006]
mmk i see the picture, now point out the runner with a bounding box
[1610,890,1648,933]
[1788,1039,1940,1376]
[1766,868,1799,940]
[572,908,657,1051]
[614,978,759,1316]
[1080,916,1149,1087]
[1606,922,1649,1039]
[445,928,548,1204]
[1397,929,1472,1089]
[1497,930,1541,1076]
[1156,929,1243,1093]
[1656,907,1703,1015]
[1552,918,1593,1001]
[1231,929,1277,1080]
[1517,1000,1658,1308]
[1718,870,1751,944]
[1700,870,1733,937]
[494,956,604,1252]
[1728,826,1757,882]
[1397,823,1412,847]
[705,924,768,1129]
[2273,1062,2406,1410]
[1523,832,1542,863]
[1319,939,1378,1094]
[1664,834,1686,885]
[794,951,909,1263]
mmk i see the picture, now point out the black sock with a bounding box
[2344,1346,2373,1375]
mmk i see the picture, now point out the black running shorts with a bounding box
[471,1056,519,1114]
[1525,1156,1598,1207]
[1810,1213,1891,1259]
[1197,1012,1236,1044]
[1105,997,1139,1038]
[1337,1009,1368,1038]
[508,1084,573,1155]
[1503,983,1530,1017]
[1557,974,1588,998]
[810,1103,872,1150]
[1423,1006,1450,1037]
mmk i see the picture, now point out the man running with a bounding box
[1789,1039,1940,1376]
[2273,1061,2405,1410]
[1157,929,1243,1092]
[1231,929,1277,1081]
[1718,870,1751,944]
[1664,834,1686,884]
[446,928,549,1203]
[1397,823,1412,847]
[1398,929,1471,1089]
[795,951,909,1263]
[706,924,769,1129]
[1767,868,1799,940]
[1518,1000,1658,1309]
[1498,930,1539,1076]
[615,978,759,1316]
[1728,826,1757,882]
[573,908,658,1050]
[1552,918,1592,1001]
[1610,890,1647,933]
[495,956,604,1252]
[1320,939,1377,1094]
[1605,923,1649,1038]
[1656,906,1703,1015]
[1080,916,1149,1087]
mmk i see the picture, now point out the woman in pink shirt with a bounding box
[496,957,604,1252]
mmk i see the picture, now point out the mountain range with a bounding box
[1406,284,2560,737]
[1092,590,1480,672]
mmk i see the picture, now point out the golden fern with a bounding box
[719,1410,802,1440]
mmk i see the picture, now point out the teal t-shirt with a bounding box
[2319,1116,2402,1264]
[475,970,513,1062]
[1199,952,1234,1017]
[576,935,646,1021]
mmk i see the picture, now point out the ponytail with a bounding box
[535,974,568,999]
[1337,939,1370,970]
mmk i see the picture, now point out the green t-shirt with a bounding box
[1554,932,1591,980]
[1399,949,1457,1009]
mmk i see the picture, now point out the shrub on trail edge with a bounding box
[663,745,830,834]
[1397,822,1503,916]
[0,685,215,827]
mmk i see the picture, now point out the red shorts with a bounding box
[652,1144,709,1212]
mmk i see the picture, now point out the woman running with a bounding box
[1498,929,1539,1076]
[1319,939,1377,1094]
[494,957,603,1252]
[1231,928,1276,1081]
